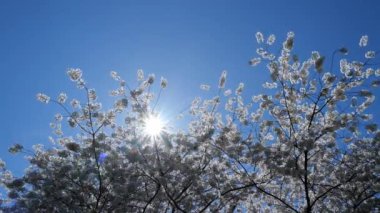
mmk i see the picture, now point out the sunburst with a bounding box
[143,113,165,140]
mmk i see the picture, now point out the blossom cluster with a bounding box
[0,33,379,212]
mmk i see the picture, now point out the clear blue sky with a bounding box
[1,0,379,175]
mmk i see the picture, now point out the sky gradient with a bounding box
[1,0,380,175]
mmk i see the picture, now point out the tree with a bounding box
[0,32,379,212]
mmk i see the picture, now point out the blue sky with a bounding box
[0,0,380,175]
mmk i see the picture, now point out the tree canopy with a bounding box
[1,32,379,212]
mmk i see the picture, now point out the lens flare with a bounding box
[143,114,164,139]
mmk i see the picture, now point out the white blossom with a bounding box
[224,89,232,96]
[67,68,82,81]
[235,83,244,95]
[264,133,274,141]
[70,99,80,108]
[88,89,97,101]
[137,69,144,81]
[0,158,6,168]
[5,32,380,213]
[200,84,210,91]
[366,68,374,78]
[110,71,120,81]
[262,82,277,89]
[252,95,262,102]
[322,72,336,87]
[48,136,55,144]
[267,34,276,45]
[160,77,167,88]
[114,98,128,111]
[359,35,368,47]
[255,32,264,44]
[76,78,86,89]
[57,93,67,104]
[283,31,295,51]
[249,57,261,66]
[36,93,50,104]
[311,51,320,60]
[219,70,227,88]
[365,51,375,59]
[147,74,155,84]
[55,113,63,122]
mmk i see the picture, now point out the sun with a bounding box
[143,114,164,139]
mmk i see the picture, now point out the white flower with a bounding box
[235,83,244,95]
[365,68,374,78]
[55,113,63,122]
[114,98,128,111]
[76,78,86,89]
[256,32,264,44]
[264,133,274,141]
[190,97,201,114]
[283,32,295,51]
[48,136,55,144]
[249,58,261,66]
[262,82,277,89]
[219,70,227,88]
[365,51,375,59]
[160,77,168,88]
[252,95,262,103]
[311,51,320,61]
[267,34,276,45]
[110,71,120,81]
[322,72,336,87]
[36,93,50,104]
[32,144,44,153]
[225,98,234,111]
[200,84,210,91]
[287,31,295,38]
[110,90,119,96]
[359,35,368,47]
[350,97,358,108]
[137,69,144,81]
[263,53,275,60]
[0,158,6,168]
[375,69,380,77]
[105,110,116,124]
[224,89,232,96]
[53,123,63,135]
[88,89,97,101]
[147,74,155,84]
[2,170,13,182]
[256,48,266,56]
[70,99,80,108]
[67,68,82,81]
[340,59,350,75]
[251,110,263,122]
[57,93,67,104]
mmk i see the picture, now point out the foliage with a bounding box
[0,32,379,212]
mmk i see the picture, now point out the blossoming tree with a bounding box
[0,33,379,212]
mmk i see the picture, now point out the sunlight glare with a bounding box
[143,114,164,139]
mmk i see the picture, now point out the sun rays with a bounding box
[143,113,165,140]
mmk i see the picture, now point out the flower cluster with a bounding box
[1,33,379,213]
